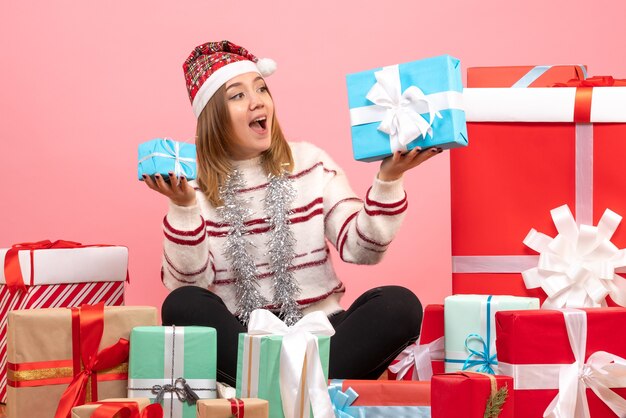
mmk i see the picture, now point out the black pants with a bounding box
[161,285,422,387]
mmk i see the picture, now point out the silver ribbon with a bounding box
[151,377,199,404]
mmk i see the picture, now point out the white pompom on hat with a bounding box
[183,40,277,118]
[256,57,277,77]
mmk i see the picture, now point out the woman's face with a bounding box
[224,72,274,160]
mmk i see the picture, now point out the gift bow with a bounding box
[522,205,626,309]
[552,76,626,123]
[368,65,441,150]
[328,383,359,418]
[388,336,444,381]
[138,139,195,179]
[3,239,83,292]
[349,65,445,154]
[151,377,200,405]
[247,309,335,418]
[462,333,497,375]
[553,76,626,87]
[91,401,164,418]
[544,309,626,418]
[54,303,130,418]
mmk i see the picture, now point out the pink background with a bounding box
[2,0,625,316]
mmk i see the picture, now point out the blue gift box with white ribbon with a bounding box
[137,138,197,181]
[346,55,468,162]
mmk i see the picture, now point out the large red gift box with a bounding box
[495,308,626,417]
[0,241,127,402]
[388,304,444,380]
[431,372,513,418]
[467,64,586,88]
[451,75,626,303]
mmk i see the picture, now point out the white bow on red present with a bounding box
[523,204,626,308]
[388,336,444,381]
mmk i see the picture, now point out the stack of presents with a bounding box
[3,55,626,418]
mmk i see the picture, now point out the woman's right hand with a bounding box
[143,172,197,207]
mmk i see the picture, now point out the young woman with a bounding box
[143,40,442,387]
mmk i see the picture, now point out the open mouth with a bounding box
[249,117,267,134]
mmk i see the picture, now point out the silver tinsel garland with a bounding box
[218,168,300,325]
[264,172,301,326]
[219,169,269,325]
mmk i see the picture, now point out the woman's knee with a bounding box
[161,285,223,325]
[377,285,423,334]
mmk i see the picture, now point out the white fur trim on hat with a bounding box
[192,60,260,118]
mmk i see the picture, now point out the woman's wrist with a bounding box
[377,171,403,182]
[171,197,197,207]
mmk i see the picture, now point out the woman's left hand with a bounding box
[378,147,443,181]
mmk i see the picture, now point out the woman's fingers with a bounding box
[405,147,420,162]
[168,172,181,192]
[154,173,176,197]
[143,174,159,191]
[412,147,442,166]
[179,175,192,194]
[143,172,196,207]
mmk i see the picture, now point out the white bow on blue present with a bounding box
[349,65,463,153]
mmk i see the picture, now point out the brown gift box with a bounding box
[71,398,151,418]
[197,398,269,418]
[6,306,158,418]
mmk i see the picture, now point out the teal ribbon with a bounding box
[462,294,497,374]
[462,333,497,374]
[444,295,498,374]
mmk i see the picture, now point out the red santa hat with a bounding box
[183,40,277,117]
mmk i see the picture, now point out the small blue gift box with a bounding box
[346,55,468,162]
[137,138,197,181]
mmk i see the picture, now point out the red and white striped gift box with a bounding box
[0,244,127,402]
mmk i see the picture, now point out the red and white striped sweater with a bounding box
[161,141,408,316]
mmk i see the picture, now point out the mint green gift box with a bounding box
[236,333,331,418]
[444,294,539,374]
[128,326,217,418]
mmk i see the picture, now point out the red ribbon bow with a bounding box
[54,303,131,418]
[3,240,129,294]
[553,76,626,87]
[90,401,164,418]
[229,398,246,418]
[552,76,626,123]
[3,240,83,293]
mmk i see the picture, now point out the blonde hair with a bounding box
[195,84,294,207]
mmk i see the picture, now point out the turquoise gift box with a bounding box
[137,138,197,181]
[236,333,331,418]
[444,294,539,374]
[346,55,468,162]
[127,326,217,418]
